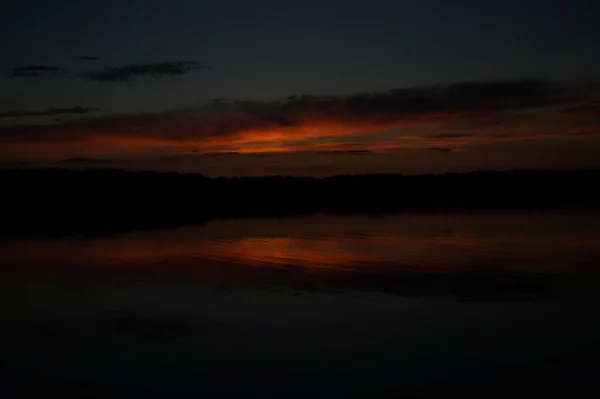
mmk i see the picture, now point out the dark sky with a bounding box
[2,0,600,175]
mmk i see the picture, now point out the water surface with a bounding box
[1,211,600,397]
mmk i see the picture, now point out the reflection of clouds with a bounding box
[195,237,391,269]
[191,233,600,277]
[1,211,599,302]
[2,212,600,273]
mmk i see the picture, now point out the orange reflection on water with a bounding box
[1,211,600,278]
[192,237,392,270]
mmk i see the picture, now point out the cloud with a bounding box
[83,61,210,82]
[6,65,68,77]
[426,132,473,139]
[320,149,373,155]
[199,151,241,156]
[0,106,100,119]
[421,147,456,152]
[6,60,207,81]
[61,157,111,164]
[1,78,598,159]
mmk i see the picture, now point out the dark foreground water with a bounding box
[1,211,600,398]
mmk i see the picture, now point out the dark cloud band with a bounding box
[0,106,100,119]
[83,61,210,82]
[6,65,68,77]
[0,78,597,156]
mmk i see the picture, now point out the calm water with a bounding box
[2,211,600,397]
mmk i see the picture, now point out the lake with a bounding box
[1,210,600,397]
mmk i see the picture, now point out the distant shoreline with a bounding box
[2,168,600,239]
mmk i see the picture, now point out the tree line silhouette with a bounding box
[2,168,600,238]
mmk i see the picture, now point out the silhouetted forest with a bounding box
[2,168,600,238]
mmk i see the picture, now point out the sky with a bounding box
[1,0,600,176]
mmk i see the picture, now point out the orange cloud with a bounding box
[1,78,598,161]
